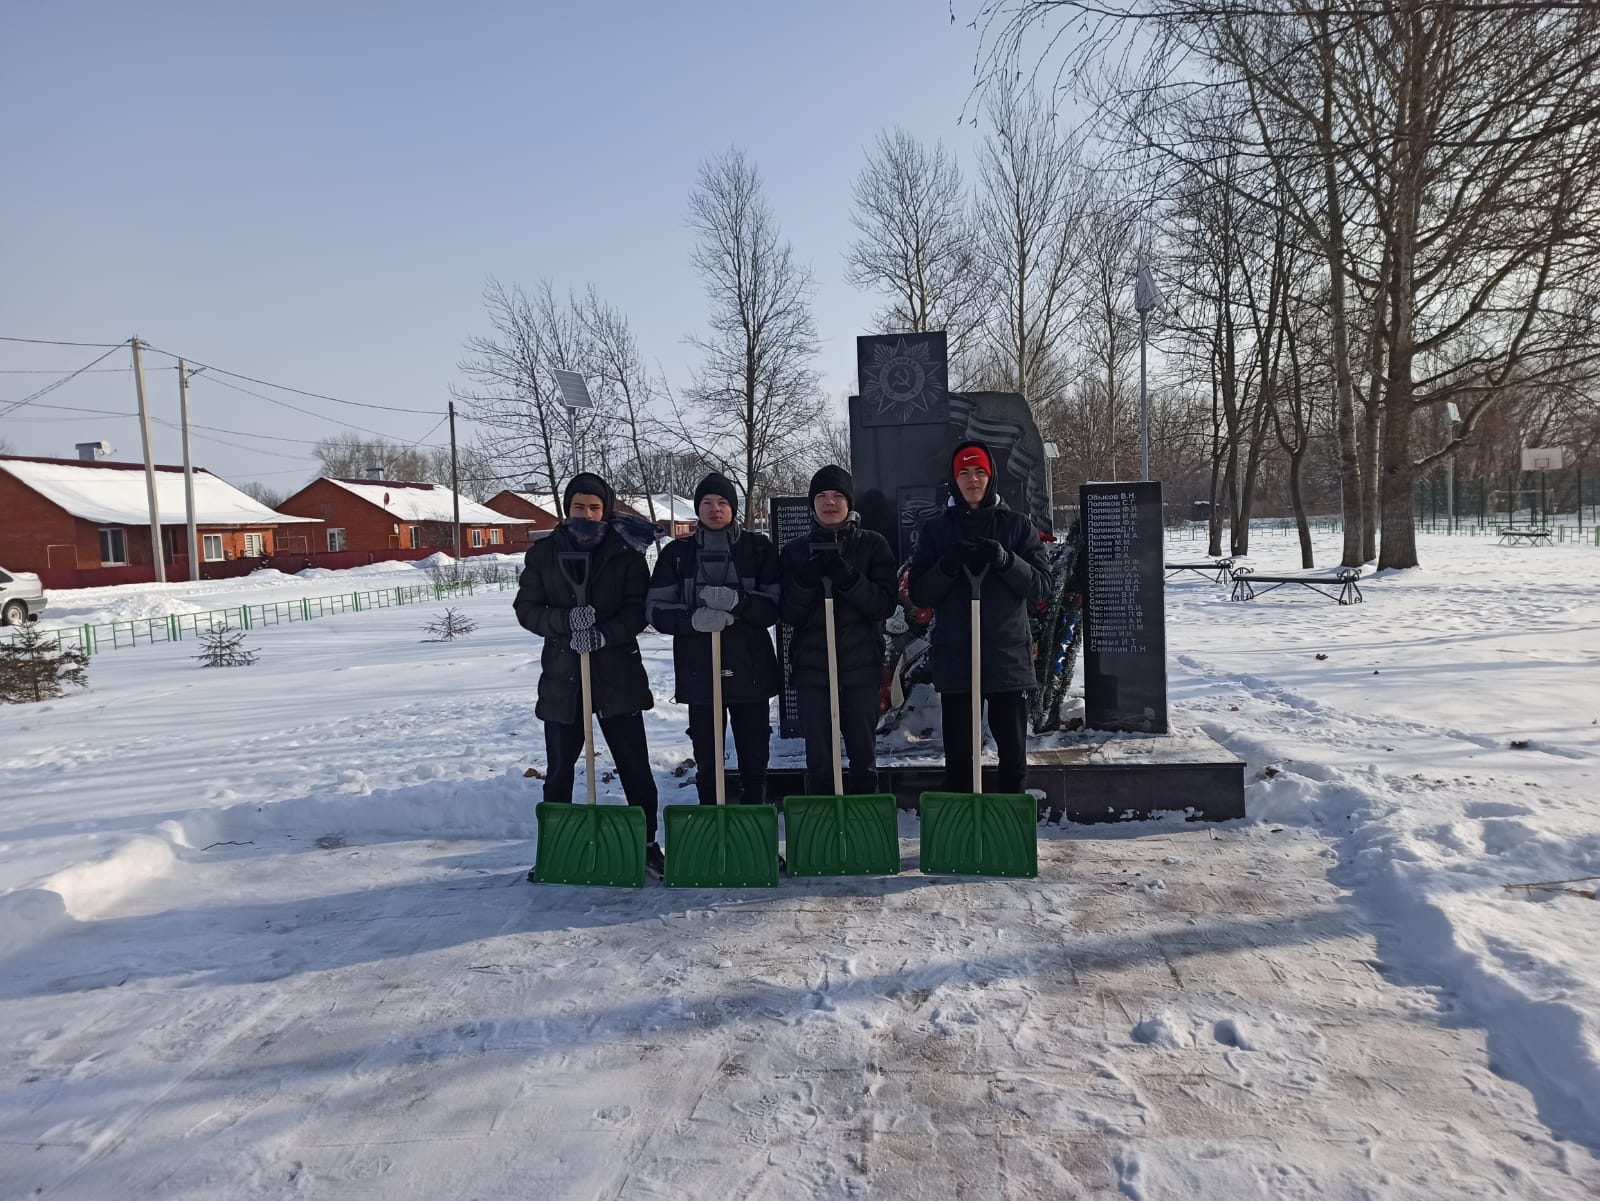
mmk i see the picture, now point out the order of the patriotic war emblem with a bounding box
[859,334,947,425]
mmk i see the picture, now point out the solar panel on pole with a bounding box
[553,370,594,410]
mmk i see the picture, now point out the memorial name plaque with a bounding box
[1081,481,1168,733]
[769,495,814,739]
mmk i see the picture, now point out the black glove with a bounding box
[968,538,1010,572]
[793,557,822,590]
[821,554,859,589]
[939,541,972,575]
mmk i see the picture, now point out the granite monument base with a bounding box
[732,727,1245,824]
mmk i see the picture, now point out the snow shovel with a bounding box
[664,555,779,888]
[533,551,647,888]
[919,563,1038,877]
[785,570,900,877]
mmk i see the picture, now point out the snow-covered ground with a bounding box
[1,532,1598,1198]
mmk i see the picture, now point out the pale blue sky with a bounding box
[1,0,991,489]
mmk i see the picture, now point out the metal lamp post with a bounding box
[1134,259,1162,482]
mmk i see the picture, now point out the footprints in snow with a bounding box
[1131,1013,1258,1051]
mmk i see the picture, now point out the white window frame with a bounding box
[489,528,503,545]
[409,525,421,547]
[327,528,347,552]
[202,534,224,561]
[243,533,265,557]
[99,527,127,566]
[471,528,483,548]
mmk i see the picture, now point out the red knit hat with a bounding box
[952,445,992,475]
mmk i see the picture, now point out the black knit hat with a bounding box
[693,472,739,517]
[563,471,615,518]
[808,464,853,508]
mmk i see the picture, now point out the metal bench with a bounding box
[1230,565,1363,605]
[1165,557,1236,583]
[1498,526,1553,547]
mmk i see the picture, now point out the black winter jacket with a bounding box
[646,524,781,706]
[906,493,1051,694]
[779,519,898,688]
[513,523,654,724]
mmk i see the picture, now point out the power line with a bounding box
[140,342,439,415]
[192,372,437,443]
[0,343,130,419]
[406,414,449,449]
[0,367,134,374]
[0,335,129,348]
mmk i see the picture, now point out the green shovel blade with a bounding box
[918,791,1038,877]
[662,803,780,888]
[783,793,901,876]
[531,801,647,888]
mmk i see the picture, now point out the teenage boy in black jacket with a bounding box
[906,441,1051,793]
[646,473,782,805]
[514,472,662,875]
[779,465,897,795]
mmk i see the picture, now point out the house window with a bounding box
[489,528,503,545]
[202,535,224,561]
[243,533,264,557]
[327,528,347,552]
[471,529,483,548]
[99,528,127,566]
[409,525,421,547]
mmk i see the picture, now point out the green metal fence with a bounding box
[2,577,500,656]
[1168,516,1600,546]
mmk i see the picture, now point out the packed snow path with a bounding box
[6,822,1593,1200]
[2,532,1598,1197]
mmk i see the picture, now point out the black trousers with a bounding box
[940,690,1030,794]
[799,683,880,795]
[543,710,660,841]
[687,701,772,805]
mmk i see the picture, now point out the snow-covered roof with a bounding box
[326,478,510,525]
[619,494,698,523]
[502,491,563,517]
[0,456,319,526]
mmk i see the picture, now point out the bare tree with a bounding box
[314,433,440,483]
[455,279,622,501]
[239,480,288,509]
[578,289,664,523]
[973,85,1092,407]
[845,129,991,384]
[971,0,1600,570]
[686,147,825,520]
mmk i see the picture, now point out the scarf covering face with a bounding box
[562,517,607,550]
[695,524,740,586]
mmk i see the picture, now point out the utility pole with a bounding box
[132,338,167,583]
[178,360,199,580]
[449,401,461,562]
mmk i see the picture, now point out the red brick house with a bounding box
[484,490,563,539]
[618,493,697,538]
[276,477,516,554]
[0,454,318,577]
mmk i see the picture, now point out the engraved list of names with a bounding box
[1080,481,1168,733]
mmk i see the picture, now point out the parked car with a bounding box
[0,566,47,626]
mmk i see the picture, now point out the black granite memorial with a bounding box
[770,495,814,739]
[812,330,1240,821]
[1080,481,1168,734]
[850,335,1051,562]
